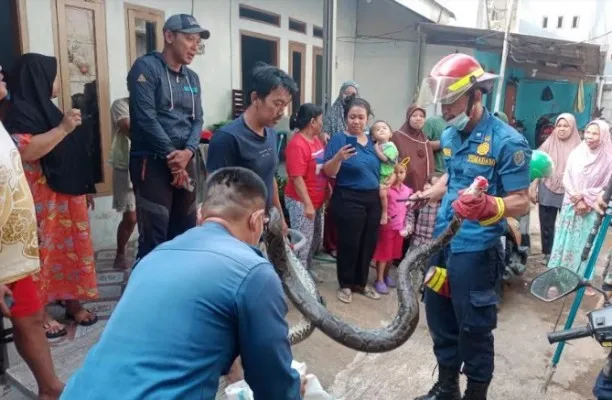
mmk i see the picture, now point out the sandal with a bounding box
[337,288,352,304]
[356,285,381,300]
[43,320,67,339]
[65,308,99,327]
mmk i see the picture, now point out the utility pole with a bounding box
[493,0,516,113]
[322,0,337,113]
[483,0,491,29]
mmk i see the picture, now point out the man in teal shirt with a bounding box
[61,167,302,399]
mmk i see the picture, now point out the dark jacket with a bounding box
[127,52,203,157]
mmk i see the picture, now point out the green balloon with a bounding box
[530,150,554,181]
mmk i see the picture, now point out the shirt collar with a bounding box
[202,221,264,257]
[453,108,493,144]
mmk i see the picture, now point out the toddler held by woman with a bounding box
[372,163,414,294]
[371,120,399,224]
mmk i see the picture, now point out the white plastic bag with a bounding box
[303,373,333,400]
[225,380,253,400]
[224,360,333,400]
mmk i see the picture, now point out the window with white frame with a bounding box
[572,16,579,29]
[557,16,563,29]
[542,16,548,28]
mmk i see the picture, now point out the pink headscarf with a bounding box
[563,119,612,208]
[538,113,582,194]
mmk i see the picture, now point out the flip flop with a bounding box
[337,288,352,304]
[65,309,99,327]
[355,285,380,300]
[43,321,67,339]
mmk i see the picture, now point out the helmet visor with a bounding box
[416,76,477,107]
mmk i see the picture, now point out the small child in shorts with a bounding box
[371,120,399,225]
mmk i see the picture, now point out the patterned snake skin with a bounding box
[262,209,324,346]
[265,207,462,352]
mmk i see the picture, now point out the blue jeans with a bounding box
[424,244,503,382]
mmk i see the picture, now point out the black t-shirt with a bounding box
[207,115,278,206]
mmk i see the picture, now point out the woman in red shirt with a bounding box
[285,104,329,277]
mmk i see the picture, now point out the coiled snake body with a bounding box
[264,207,462,352]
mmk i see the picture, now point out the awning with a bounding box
[417,22,602,80]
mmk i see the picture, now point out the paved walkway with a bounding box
[3,207,612,399]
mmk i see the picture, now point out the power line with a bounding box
[562,29,612,46]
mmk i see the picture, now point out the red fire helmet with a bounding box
[417,53,499,106]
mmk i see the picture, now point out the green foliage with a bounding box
[209,120,232,131]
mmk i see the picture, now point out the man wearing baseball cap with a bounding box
[127,14,209,263]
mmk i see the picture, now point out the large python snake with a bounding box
[264,207,462,352]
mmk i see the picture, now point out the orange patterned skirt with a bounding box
[13,134,98,303]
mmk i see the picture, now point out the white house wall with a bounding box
[352,0,472,129]
[21,0,358,249]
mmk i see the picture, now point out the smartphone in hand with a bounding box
[345,136,358,148]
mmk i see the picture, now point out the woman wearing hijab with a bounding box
[321,80,359,257]
[4,53,99,339]
[547,119,612,292]
[529,113,582,263]
[391,105,434,192]
[321,80,360,143]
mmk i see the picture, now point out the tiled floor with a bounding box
[2,244,135,399]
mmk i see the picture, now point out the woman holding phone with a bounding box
[323,98,381,304]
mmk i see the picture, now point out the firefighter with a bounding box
[412,53,532,400]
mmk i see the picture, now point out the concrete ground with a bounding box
[288,206,612,400]
[2,206,612,399]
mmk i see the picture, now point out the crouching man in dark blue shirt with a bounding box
[60,167,304,400]
[127,14,208,261]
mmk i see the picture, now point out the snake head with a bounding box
[265,207,284,238]
[263,207,289,277]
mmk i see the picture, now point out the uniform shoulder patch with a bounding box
[443,148,452,157]
[136,74,147,83]
[513,150,526,167]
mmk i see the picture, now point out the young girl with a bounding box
[372,163,414,294]
[371,120,399,224]
[407,173,443,246]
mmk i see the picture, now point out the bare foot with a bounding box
[113,253,129,270]
[65,300,98,326]
[380,212,388,225]
[39,381,64,400]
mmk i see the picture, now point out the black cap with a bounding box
[163,14,210,39]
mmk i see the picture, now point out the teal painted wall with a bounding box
[474,51,595,148]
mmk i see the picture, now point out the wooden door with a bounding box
[288,41,306,115]
[504,82,517,123]
[54,0,112,194]
[125,4,164,66]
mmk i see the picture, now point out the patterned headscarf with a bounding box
[322,80,360,135]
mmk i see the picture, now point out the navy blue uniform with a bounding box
[425,109,531,382]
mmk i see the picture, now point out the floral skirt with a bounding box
[547,204,597,279]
